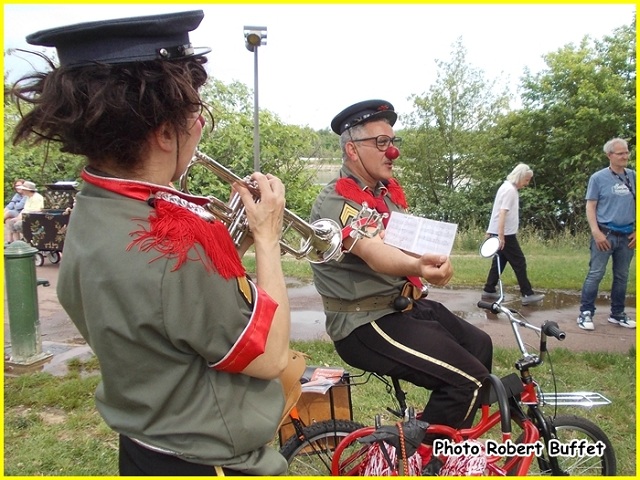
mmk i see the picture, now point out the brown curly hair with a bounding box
[12,54,210,173]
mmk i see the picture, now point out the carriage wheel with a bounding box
[34,253,44,267]
[48,251,61,264]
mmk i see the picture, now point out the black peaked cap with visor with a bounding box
[26,10,210,68]
[331,99,397,135]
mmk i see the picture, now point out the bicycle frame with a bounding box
[331,369,536,476]
[331,405,539,476]
[330,237,614,476]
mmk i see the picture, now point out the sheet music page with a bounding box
[383,212,458,256]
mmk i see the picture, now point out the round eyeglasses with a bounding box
[351,135,402,152]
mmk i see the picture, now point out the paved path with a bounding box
[4,262,636,375]
[286,280,636,353]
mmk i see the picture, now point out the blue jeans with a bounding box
[579,233,635,316]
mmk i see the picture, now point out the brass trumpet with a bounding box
[179,150,343,264]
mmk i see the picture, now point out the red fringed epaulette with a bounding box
[128,198,246,279]
[336,177,408,209]
[336,178,375,206]
[386,179,408,209]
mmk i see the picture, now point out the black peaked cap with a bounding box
[26,10,210,68]
[331,99,397,135]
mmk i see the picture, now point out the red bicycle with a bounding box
[329,237,616,476]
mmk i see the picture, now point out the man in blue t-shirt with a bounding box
[577,138,636,331]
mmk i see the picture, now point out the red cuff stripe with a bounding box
[212,284,278,373]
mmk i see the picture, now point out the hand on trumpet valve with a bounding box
[240,175,261,199]
[234,173,286,247]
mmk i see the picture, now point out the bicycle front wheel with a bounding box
[530,414,617,476]
[280,419,364,475]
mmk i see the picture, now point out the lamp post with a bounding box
[243,25,267,172]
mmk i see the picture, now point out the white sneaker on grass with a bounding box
[577,311,595,331]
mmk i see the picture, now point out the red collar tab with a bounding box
[81,169,209,206]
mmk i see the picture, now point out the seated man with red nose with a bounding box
[310,99,493,439]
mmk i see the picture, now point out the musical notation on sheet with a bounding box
[383,212,457,256]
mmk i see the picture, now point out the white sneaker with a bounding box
[577,311,595,331]
[607,313,636,329]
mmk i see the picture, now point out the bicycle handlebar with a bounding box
[477,300,566,358]
[477,300,499,313]
[476,301,519,317]
[476,301,565,340]
[542,321,566,341]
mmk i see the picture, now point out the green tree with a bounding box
[183,78,324,219]
[399,37,511,227]
[493,19,636,233]
[3,87,84,203]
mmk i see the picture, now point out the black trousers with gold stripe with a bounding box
[334,298,492,430]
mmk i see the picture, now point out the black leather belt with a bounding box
[598,224,630,236]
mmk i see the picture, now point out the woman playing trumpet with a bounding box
[11,10,292,476]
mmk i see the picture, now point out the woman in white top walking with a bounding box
[481,164,544,306]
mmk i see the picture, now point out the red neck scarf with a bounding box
[336,177,408,225]
[81,169,245,279]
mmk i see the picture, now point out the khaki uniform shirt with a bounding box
[58,182,287,475]
[310,166,407,341]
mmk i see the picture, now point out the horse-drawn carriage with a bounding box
[22,182,78,266]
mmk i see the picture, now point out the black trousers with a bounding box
[119,435,248,476]
[483,234,534,296]
[334,299,492,430]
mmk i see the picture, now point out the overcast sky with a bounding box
[4,3,636,130]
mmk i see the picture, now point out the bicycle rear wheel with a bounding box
[522,414,617,476]
[280,419,364,475]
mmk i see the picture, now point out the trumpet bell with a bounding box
[299,219,343,264]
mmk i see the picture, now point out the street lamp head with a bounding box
[246,32,262,46]
[243,26,267,52]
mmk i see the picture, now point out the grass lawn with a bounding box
[4,342,635,476]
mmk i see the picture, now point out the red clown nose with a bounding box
[385,146,400,160]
